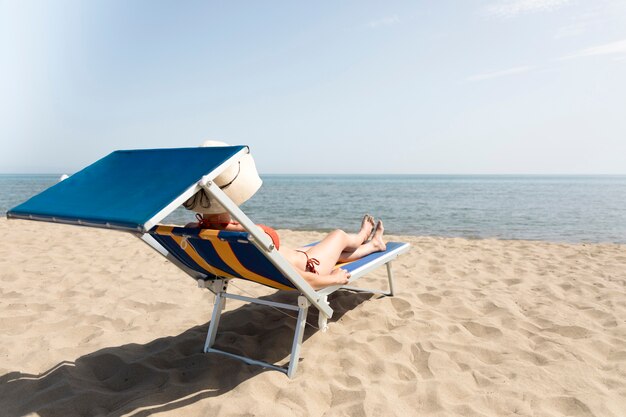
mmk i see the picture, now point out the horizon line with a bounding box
[1,172,626,177]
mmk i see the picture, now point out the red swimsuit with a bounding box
[295,250,320,274]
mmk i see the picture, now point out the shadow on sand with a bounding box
[0,290,373,417]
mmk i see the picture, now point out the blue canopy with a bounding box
[7,146,248,232]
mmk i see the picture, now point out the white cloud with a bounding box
[368,15,399,29]
[553,0,626,39]
[560,38,626,59]
[467,65,535,81]
[486,0,571,18]
[554,22,587,39]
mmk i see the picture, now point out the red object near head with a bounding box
[258,224,280,250]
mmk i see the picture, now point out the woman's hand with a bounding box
[330,268,350,285]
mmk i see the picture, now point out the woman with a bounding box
[189,213,387,290]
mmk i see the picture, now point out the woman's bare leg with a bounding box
[303,217,372,274]
[303,230,358,275]
[304,219,382,275]
[338,220,386,262]
[346,214,375,249]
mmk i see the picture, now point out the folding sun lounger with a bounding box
[7,146,410,377]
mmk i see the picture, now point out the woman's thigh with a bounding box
[304,230,348,275]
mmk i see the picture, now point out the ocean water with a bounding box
[2,174,625,244]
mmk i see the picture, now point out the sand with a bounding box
[0,217,625,417]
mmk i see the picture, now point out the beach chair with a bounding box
[7,146,410,377]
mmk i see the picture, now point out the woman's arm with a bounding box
[295,267,350,290]
[223,223,247,231]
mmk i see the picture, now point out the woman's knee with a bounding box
[329,229,348,240]
[322,229,348,246]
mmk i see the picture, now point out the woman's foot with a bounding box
[371,220,386,251]
[360,214,375,242]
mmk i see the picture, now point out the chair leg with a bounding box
[287,296,310,378]
[201,286,312,378]
[386,261,395,296]
[204,291,226,352]
[318,295,329,332]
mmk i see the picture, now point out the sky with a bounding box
[1,0,625,174]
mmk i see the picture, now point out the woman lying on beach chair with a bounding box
[188,213,387,289]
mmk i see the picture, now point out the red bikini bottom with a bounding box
[295,250,320,274]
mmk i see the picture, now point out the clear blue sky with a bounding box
[1,0,625,174]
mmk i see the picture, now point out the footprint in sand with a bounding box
[371,335,403,354]
[390,298,414,319]
[480,301,508,317]
[462,321,503,338]
[418,293,441,306]
[541,396,593,417]
[544,325,591,339]
[410,343,434,379]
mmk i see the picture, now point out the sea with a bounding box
[1,174,625,244]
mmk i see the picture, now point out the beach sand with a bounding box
[1,217,625,416]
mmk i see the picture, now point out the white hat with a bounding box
[183,140,262,214]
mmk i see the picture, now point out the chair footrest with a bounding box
[206,347,288,375]
[339,285,391,295]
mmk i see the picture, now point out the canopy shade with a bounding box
[7,146,248,232]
